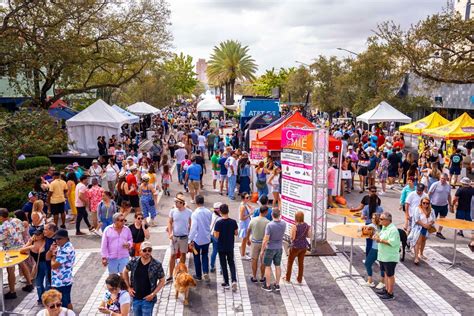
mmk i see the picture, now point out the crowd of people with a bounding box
[1,103,473,314]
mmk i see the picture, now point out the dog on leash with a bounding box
[174,262,197,305]
[398,229,408,261]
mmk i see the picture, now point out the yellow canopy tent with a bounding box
[422,112,474,140]
[399,112,450,135]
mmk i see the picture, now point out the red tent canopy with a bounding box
[257,111,313,150]
[49,99,68,109]
[256,111,342,152]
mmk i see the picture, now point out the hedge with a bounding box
[0,166,50,211]
[16,156,51,171]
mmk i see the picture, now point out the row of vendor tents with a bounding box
[65,99,161,155]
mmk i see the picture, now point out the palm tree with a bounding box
[207,40,258,105]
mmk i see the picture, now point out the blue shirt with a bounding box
[218,157,228,175]
[188,206,212,246]
[186,163,202,181]
[253,207,273,221]
[51,241,75,287]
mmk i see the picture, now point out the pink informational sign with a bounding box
[250,140,268,161]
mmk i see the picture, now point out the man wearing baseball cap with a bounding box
[453,177,474,238]
[21,191,37,223]
[123,241,165,314]
[47,229,76,309]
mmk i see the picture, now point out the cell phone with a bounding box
[10,255,18,258]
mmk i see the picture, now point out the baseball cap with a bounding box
[140,241,153,250]
[129,165,138,171]
[53,229,69,240]
[33,226,44,235]
[416,183,425,191]
[348,145,353,150]
[126,156,134,161]
[28,191,37,199]
[142,174,150,181]
[213,202,222,209]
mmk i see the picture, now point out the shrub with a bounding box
[16,156,51,171]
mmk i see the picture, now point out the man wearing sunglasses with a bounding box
[123,241,165,315]
[101,213,133,274]
[373,211,400,300]
[350,186,381,213]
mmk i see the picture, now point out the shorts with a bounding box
[212,171,219,180]
[263,248,283,267]
[388,169,398,178]
[328,189,333,196]
[432,204,448,218]
[368,169,376,178]
[152,155,161,162]
[54,284,72,307]
[129,195,139,208]
[358,167,368,176]
[455,209,472,221]
[449,167,461,175]
[272,184,280,193]
[189,180,200,193]
[107,257,129,274]
[171,236,188,254]
[199,146,206,153]
[420,227,428,237]
[219,174,227,181]
[250,242,263,260]
[379,261,397,277]
[50,202,65,215]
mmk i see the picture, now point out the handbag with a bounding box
[428,226,437,234]
[256,180,266,189]
[30,248,42,279]
[341,170,352,180]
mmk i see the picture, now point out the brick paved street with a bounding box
[4,160,473,315]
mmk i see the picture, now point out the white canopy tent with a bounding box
[126,102,161,116]
[66,99,129,155]
[356,101,412,124]
[112,104,139,123]
[197,96,225,120]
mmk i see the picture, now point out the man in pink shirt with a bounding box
[101,213,133,274]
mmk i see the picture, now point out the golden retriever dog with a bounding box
[174,262,197,305]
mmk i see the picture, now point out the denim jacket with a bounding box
[126,257,165,301]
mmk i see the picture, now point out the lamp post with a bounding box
[336,47,359,57]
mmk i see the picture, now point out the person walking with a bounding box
[48,229,76,309]
[174,142,187,184]
[126,166,141,213]
[189,195,212,282]
[284,211,310,284]
[428,173,452,240]
[211,150,220,192]
[261,208,286,292]
[238,193,254,260]
[408,197,436,264]
[48,172,68,229]
[238,154,251,196]
[75,175,95,235]
[166,193,193,282]
[374,211,400,300]
[404,184,427,232]
[97,191,117,232]
[225,151,238,200]
[185,157,202,204]
[122,241,166,316]
[129,213,151,257]
[247,206,270,283]
[255,161,269,198]
[105,158,120,193]
[101,213,133,274]
[66,172,77,224]
[98,274,131,316]
[87,177,104,231]
[210,202,222,273]
[218,151,228,195]
[214,203,238,291]
[139,174,158,227]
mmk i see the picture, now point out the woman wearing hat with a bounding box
[88,160,103,186]
[139,174,158,227]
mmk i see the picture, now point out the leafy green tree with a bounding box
[376,12,474,84]
[285,66,313,103]
[0,0,171,108]
[207,40,258,104]
[162,53,199,96]
[251,67,295,98]
[0,110,67,172]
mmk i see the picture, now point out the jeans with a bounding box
[193,242,210,279]
[218,250,236,285]
[285,248,306,283]
[210,236,219,270]
[177,163,183,184]
[132,298,155,316]
[36,261,50,301]
[228,175,237,199]
[100,217,113,232]
[76,206,91,232]
[365,248,378,277]
[257,183,268,198]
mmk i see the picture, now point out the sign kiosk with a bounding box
[280,127,335,255]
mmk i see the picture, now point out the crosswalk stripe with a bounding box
[14,252,91,314]
[320,253,393,315]
[278,253,322,315]
[457,247,474,260]
[358,246,460,315]
[79,269,109,315]
[423,247,474,298]
[215,248,252,315]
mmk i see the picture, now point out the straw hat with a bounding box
[177,142,185,148]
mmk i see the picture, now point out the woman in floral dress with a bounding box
[377,152,389,195]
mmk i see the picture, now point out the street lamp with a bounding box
[336,47,359,56]
[295,60,310,67]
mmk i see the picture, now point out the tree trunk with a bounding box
[225,82,232,105]
[228,79,235,105]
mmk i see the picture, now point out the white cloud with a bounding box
[169,0,444,74]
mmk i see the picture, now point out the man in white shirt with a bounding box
[225,152,238,200]
[198,134,207,156]
[174,143,188,184]
[404,183,427,232]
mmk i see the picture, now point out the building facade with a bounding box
[196,58,208,84]
[454,0,473,20]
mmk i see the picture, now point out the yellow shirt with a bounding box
[49,179,67,204]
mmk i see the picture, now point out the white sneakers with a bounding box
[364,281,376,287]
[375,282,385,290]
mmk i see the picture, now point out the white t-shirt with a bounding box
[225,156,237,177]
[105,164,120,181]
[405,191,427,217]
[75,182,88,208]
[198,135,206,147]
[175,148,187,163]
[37,307,75,316]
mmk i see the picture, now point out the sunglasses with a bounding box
[380,218,388,221]
[117,219,125,222]
[48,303,61,309]
[370,190,377,193]
[136,217,143,220]
[142,248,152,253]
[422,202,430,205]
[244,196,250,199]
